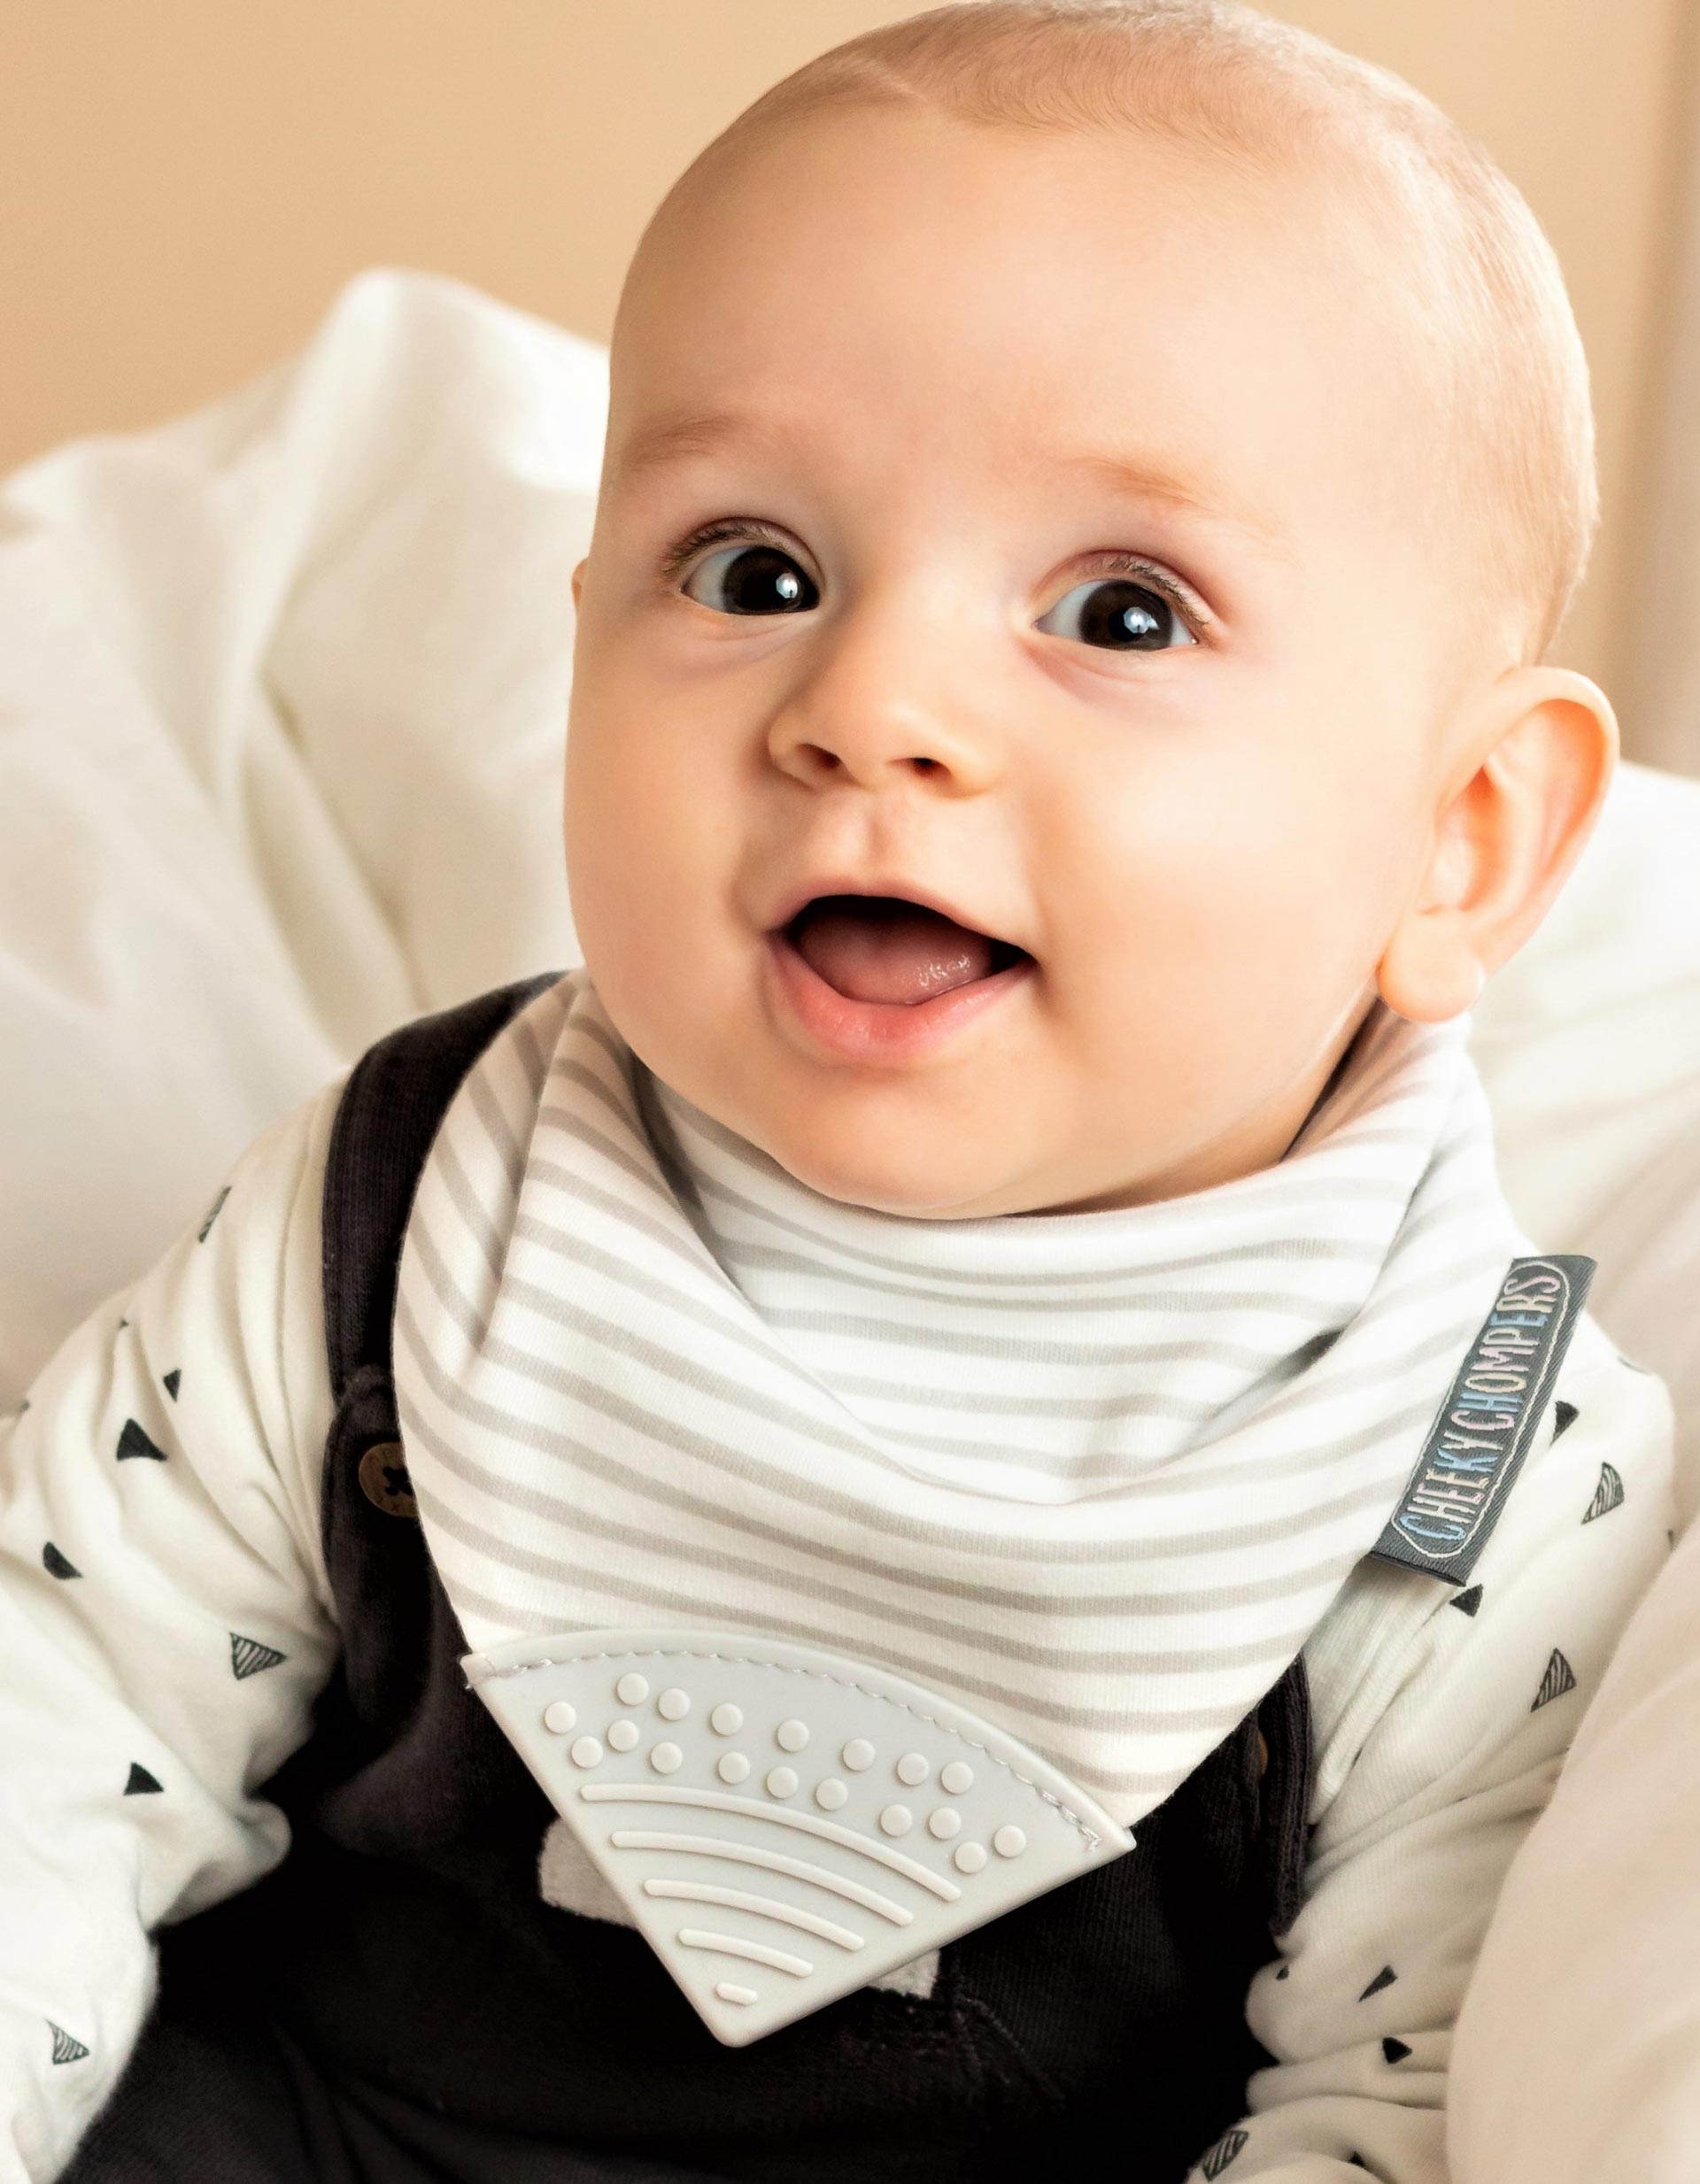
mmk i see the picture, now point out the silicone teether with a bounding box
[464,1626,1136,2047]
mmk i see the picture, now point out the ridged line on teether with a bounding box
[641,1879,865,1951]
[581,1782,959,1898]
[677,1930,813,1978]
[607,1831,912,1923]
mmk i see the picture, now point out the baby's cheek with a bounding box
[1062,814,1367,1098]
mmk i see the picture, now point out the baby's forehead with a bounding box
[638,96,1447,403]
[615,105,1445,550]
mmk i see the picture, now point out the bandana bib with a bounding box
[392,966,1529,2040]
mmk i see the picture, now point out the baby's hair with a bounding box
[642,0,1596,668]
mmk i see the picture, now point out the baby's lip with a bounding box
[765,873,1031,957]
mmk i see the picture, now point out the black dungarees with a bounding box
[66,973,1314,2184]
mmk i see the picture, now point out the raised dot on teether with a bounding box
[939,1762,974,1794]
[842,1739,876,1771]
[710,1703,743,1736]
[650,1742,683,1774]
[896,1751,930,1787]
[766,1766,799,1798]
[928,1808,962,1839]
[776,1718,810,1752]
[606,1718,639,1752]
[717,1753,751,1785]
[569,1737,604,1769]
[657,1686,690,1721]
[615,1673,649,1706]
[954,1841,987,1874]
[879,1804,913,1836]
[993,1825,1027,1858]
[542,1701,576,1734]
[815,1778,849,1810]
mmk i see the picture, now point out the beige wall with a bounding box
[4,0,1694,729]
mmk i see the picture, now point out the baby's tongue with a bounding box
[792,897,996,1005]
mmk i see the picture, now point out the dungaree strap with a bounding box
[321,970,565,1401]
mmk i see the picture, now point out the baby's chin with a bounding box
[741,1106,1094,1223]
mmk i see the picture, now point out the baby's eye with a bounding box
[1036,571,1199,652]
[681,539,821,616]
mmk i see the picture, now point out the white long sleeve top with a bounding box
[0,1069,1676,2184]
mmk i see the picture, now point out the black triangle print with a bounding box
[1581,1462,1625,1524]
[1381,2036,1412,2064]
[230,1632,287,1681]
[1450,1585,1484,1617]
[117,1318,128,1331]
[197,1185,230,1243]
[1551,1399,1579,1439]
[124,1763,163,1796]
[163,1369,182,1401]
[1202,2128,1249,2179]
[115,1418,167,1463]
[49,2019,89,2064]
[42,1542,81,1580]
[1348,2160,1370,2172]
[1274,1964,1290,1979]
[1358,1965,1397,2001]
[1532,1648,1578,1711]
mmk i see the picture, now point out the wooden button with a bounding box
[1256,1730,1271,1778]
[358,1439,419,1519]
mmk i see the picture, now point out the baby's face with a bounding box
[566,103,1470,1217]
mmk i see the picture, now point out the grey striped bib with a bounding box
[393,966,1526,1828]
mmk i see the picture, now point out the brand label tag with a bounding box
[1370,1254,1596,1585]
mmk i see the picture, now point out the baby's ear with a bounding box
[1378,663,1618,1023]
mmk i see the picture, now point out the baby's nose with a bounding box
[778,737,953,785]
[767,677,1002,797]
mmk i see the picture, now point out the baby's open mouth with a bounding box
[782,895,1032,1007]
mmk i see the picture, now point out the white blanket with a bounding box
[0,270,601,1402]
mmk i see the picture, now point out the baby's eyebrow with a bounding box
[610,405,1295,564]
[1053,448,1298,565]
[609,407,756,489]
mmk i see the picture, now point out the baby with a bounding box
[0,4,1678,2181]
